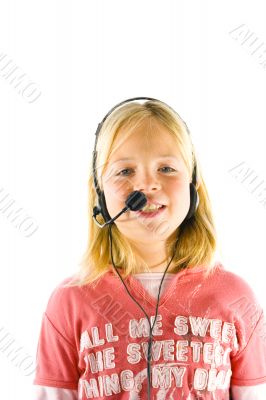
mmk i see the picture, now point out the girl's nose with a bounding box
[133,171,162,193]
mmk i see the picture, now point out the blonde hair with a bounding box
[65,100,218,288]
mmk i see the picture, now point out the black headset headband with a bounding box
[92,96,197,198]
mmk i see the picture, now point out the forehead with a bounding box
[109,118,183,162]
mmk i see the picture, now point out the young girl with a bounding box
[33,97,266,399]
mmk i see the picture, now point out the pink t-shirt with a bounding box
[33,262,266,399]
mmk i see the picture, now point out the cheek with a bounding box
[168,181,190,204]
[103,177,130,210]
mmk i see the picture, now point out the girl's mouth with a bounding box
[136,205,166,218]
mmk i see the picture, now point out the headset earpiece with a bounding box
[185,182,199,220]
[98,191,112,223]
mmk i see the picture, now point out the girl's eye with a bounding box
[116,167,176,176]
[116,168,132,176]
[160,166,176,173]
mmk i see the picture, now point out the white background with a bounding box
[0,1,265,398]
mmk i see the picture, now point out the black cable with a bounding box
[108,223,179,399]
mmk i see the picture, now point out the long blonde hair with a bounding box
[65,100,218,288]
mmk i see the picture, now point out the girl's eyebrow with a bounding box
[113,155,179,163]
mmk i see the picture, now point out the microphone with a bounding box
[92,191,147,228]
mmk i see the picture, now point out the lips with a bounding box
[136,205,166,218]
[145,200,165,207]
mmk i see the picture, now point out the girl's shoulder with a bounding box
[212,262,258,297]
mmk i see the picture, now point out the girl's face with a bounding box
[101,118,191,243]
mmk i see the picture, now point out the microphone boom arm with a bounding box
[93,206,130,228]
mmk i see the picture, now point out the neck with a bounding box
[130,241,167,269]
[146,259,175,273]
[133,247,175,273]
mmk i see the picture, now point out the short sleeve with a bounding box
[33,312,80,389]
[34,385,78,399]
[231,383,266,399]
[231,309,266,386]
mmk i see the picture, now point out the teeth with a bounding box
[141,204,162,212]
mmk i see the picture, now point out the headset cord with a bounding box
[108,223,179,399]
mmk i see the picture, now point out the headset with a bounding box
[91,96,199,398]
